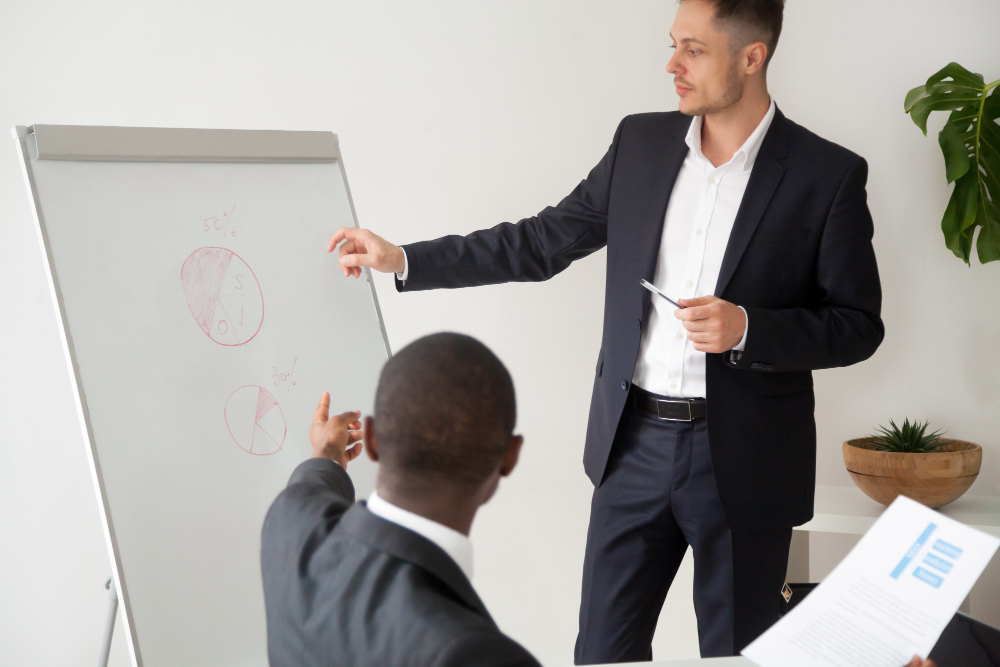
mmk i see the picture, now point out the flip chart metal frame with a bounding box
[11,124,391,667]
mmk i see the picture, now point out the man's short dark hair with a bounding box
[374,333,516,484]
[689,0,784,67]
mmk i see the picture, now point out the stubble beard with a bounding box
[682,61,744,117]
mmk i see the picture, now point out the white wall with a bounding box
[2,1,999,666]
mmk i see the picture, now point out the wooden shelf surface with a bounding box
[798,485,1000,537]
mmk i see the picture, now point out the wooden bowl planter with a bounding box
[843,438,982,508]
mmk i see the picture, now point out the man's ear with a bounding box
[744,41,768,75]
[498,435,523,477]
[364,416,380,462]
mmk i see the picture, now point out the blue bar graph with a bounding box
[913,566,944,588]
[933,539,963,560]
[923,552,954,574]
[891,523,938,579]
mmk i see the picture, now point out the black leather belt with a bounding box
[633,386,707,421]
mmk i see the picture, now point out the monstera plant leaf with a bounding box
[905,63,1000,264]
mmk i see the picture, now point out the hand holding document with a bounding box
[743,495,1000,667]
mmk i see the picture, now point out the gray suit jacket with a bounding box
[261,458,541,667]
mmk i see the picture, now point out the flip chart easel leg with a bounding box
[97,577,118,667]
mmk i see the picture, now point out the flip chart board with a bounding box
[13,125,390,667]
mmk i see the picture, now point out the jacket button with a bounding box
[751,363,760,369]
[621,380,629,391]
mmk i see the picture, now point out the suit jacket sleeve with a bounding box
[733,157,885,373]
[395,118,627,292]
[261,458,355,607]
[432,632,543,667]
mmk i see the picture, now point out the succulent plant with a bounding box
[869,418,947,453]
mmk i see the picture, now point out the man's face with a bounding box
[667,0,744,117]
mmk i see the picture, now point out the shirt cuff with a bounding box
[396,248,409,282]
[732,306,749,352]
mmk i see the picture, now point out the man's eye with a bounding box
[689,50,700,56]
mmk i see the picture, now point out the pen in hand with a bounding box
[640,279,686,309]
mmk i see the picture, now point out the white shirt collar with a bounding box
[366,491,474,581]
[685,97,776,172]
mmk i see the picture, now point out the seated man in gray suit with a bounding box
[261,332,541,667]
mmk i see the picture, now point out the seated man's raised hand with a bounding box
[308,391,364,467]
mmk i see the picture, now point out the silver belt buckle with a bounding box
[656,399,692,421]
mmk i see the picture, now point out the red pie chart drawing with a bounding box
[181,247,264,346]
[224,385,286,456]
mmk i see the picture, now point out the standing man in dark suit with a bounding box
[261,333,540,667]
[328,0,884,662]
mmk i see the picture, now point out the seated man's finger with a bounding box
[313,392,331,423]
[333,409,362,426]
[344,442,364,462]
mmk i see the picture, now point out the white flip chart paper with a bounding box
[14,125,389,667]
[743,495,1000,667]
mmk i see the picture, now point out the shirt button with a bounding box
[708,177,716,184]
[621,380,629,391]
[670,382,678,389]
[686,280,694,288]
[675,332,683,339]
[696,229,704,236]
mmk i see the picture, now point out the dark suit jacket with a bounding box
[396,108,884,532]
[261,458,540,667]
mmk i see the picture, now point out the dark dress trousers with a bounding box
[261,458,540,667]
[395,108,884,660]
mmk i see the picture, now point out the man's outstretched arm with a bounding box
[262,392,364,546]
[260,394,364,664]
[261,394,364,604]
[326,117,628,290]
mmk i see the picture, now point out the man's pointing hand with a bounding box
[327,227,405,278]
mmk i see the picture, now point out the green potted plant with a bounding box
[904,63,1000,264]
[843,418,982,508]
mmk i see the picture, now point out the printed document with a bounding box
[743,495,1000,667]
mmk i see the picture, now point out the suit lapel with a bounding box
[637,117,694,284]
[339,503,492,621]
[713,108,791,298]
[636,118,692,317]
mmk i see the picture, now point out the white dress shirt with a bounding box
[399,100,775,399]
[632,98,776,398]
[366,491,474,581]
